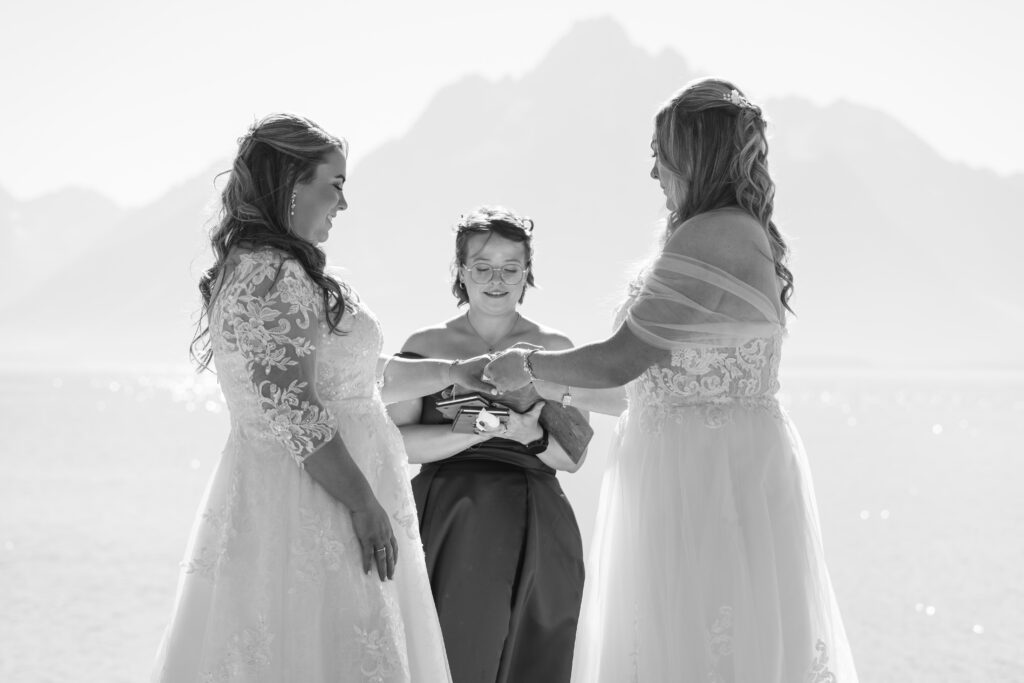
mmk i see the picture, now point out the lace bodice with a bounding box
[210,248,383,465]
[627,335,783,430]
[632,335,781,403]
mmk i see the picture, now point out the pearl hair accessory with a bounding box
[723,89,758,111]
[290,190,297,217]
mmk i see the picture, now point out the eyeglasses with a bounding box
[462,264,528,285]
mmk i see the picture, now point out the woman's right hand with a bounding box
[349,499,398,581]
[499,401,545,446]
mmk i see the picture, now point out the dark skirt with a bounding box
[412,450,585,683]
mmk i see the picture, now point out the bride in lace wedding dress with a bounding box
[484,80,858,682]
[153,114,487,682]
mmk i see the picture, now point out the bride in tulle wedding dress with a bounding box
[484,79,858,682]
[151,114,490,682]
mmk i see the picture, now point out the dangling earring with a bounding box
[289,191,297,217]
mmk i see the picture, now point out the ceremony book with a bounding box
[435,393,510,434]
[438,387,593,464]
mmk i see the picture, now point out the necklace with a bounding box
[465,312,521,353]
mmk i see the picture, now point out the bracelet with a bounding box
[523,426,549,451]
[561,386,573,408]
[523,349,539,382]
[376,355,396,391]
[447,359,463,387]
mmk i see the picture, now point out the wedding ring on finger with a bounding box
[374,546,387,554]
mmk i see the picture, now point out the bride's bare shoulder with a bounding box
[670,208,771,266]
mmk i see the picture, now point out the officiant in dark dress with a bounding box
[387,206,588,683]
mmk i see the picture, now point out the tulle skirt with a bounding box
[572,400,857,683]
[151,397,451,683]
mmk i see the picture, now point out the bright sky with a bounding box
[2,0,1020,207]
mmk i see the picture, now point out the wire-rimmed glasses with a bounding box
[462,263,527,285]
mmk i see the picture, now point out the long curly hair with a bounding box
[654,77,795,313]
[450,205,537,306]
[190,113,350,370]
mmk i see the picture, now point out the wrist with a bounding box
[446,359,460,387]
[521,426,548,450]
[526,425,544,444]
[523,349,540,382]
[347,489,379,514]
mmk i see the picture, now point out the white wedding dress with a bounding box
[572,209,857,682]
[152,248,451,682]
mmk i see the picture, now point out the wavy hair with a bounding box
[190,113,350,370]
[450,206,537,306]
[654,77,794,313]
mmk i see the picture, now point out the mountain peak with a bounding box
[560,15,630,45]
[535,16,639,70]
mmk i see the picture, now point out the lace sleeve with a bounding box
[220,252,337,465]
[625,211,784,349]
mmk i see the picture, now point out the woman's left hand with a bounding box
[483,348,533,392]
[450,354,500,395]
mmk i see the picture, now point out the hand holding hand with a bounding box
[449,354,499,395]
[482,348,534,393]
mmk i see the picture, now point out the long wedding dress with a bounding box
[152,248,451,682]
[572,208,857,682]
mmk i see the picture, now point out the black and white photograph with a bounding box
[1,1,1021,681]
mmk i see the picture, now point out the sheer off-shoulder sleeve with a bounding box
[219,252,336,465]
[625,211,784,349]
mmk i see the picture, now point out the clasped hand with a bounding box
[447,344,541,395]
[448,343,539,396]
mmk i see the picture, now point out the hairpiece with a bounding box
[723,89,758,112]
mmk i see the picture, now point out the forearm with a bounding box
[398,424,490,464]
[536,437,585,473]
[528,341,635,388]
[533,380,627,417]
[379,357,452,404]
[526,324,669,389]
[301,432,379,512]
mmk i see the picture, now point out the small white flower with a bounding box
[474,408,501,433]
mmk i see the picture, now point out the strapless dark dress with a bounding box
[403,356,585,683]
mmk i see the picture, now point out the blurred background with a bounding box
[1,1,1022,681]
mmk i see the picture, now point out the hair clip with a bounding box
[723,89,758,111]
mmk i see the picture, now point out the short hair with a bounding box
[449,206,537,306]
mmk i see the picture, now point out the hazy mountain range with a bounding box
[3,17,1021,371]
